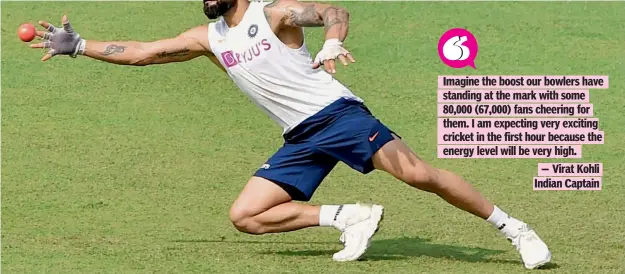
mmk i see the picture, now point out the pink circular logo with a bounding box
[438,28,478,69]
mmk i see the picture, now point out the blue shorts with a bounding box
[254,97,398,201]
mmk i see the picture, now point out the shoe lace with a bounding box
[337,205,369,244]
[339,228,361,249]
[510,224,537,251]
[339,219,368,247]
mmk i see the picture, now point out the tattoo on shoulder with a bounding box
[101,45,126,56]
[156,48,190,59]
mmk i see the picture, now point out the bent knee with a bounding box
[229,207,265,235]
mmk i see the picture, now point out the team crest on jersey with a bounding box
[248,24,259,38]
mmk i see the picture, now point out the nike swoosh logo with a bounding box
[369,131,379,142]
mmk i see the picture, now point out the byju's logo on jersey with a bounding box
[221,39,272,68]
[221,51,238,68]
[248,24,259,38]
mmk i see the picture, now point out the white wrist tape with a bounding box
[322,38,343,49]
[71,39,86,58]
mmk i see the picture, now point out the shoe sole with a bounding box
[333,205,384,262]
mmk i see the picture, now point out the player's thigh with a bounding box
[316,106,396,174]
[372,135,439,187]
[230,142,337,223]
[253,143,337,202]
[229,176,293,221]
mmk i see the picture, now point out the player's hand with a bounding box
[312,39,356,74]
[30,15,86,61]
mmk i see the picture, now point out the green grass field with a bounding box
[2,1,625,273]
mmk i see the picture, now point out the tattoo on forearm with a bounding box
[322,7,348,32]
[101,45,126,56]
[156,48,190,59]
[263,0,349,31]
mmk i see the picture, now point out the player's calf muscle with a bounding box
[387,156,467,194]
[402,167,442,192]
[229,204,316,235]
[229,208,264,234]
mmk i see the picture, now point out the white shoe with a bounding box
[332,204,384,262]
[508,223,552,269]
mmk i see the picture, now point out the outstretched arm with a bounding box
[30,15,211,66]
[82,27,209,66]
[264,0,354,73]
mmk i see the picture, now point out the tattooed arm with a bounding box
[264,0,354,73]
[264,0,350,42]
[31,16,211,65]
[84,26,210,66]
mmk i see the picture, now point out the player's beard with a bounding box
[203,0,234,19]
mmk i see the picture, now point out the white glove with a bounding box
[312,39,355,74]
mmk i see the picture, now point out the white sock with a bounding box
[486,205,524,238]
[319,205,342,227]
[486,205,508,229]
[319,204,361,229]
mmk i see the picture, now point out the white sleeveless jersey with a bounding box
[207,0,362,134]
